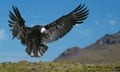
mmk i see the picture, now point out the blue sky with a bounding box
[0,0,120,62]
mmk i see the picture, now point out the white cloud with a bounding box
[107,13,117,26]
[109,20,116,25]
[0,29,6,39]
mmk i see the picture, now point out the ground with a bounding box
[0,61,120,72]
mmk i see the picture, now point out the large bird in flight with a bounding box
[8,4,89,57]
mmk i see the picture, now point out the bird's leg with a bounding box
[26,40,48,57]
[33,44,48,57]
[39,44,48,53]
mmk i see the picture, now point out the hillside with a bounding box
[54,31,120,64]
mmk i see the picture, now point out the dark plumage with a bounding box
[8,4,89,57]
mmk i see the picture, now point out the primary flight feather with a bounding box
[8,4,89,57]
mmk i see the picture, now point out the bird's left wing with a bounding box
[42,4,89,43]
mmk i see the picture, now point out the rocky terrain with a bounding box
[54,31,120,64]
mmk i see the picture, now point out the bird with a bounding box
[8,4,89,57]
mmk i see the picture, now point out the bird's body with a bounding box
[8,4,89,57]
[24,25,49,57]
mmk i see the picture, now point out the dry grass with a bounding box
[0,61,120,72]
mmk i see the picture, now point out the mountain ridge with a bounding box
[54,31,120,64]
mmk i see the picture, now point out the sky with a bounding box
[0,0,120,62]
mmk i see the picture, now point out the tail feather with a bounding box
[26,44,48,57]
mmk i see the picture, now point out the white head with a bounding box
[40,27,47,33]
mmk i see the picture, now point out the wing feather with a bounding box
[8,6,27,44]
[42,4,89,43]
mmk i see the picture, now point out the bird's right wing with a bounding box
[42,4,89,43]
[8,6,27,44]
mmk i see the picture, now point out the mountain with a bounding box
[54,31,120,64]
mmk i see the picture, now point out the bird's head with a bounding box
[32,25,43,32]
[33,25,47,33]
[32,25,49,38]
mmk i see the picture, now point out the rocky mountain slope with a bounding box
[54,31,120,64]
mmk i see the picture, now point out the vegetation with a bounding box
[0,61,120,72]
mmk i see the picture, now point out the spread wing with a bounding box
[42,4,89,43]
[8,6,27,44]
